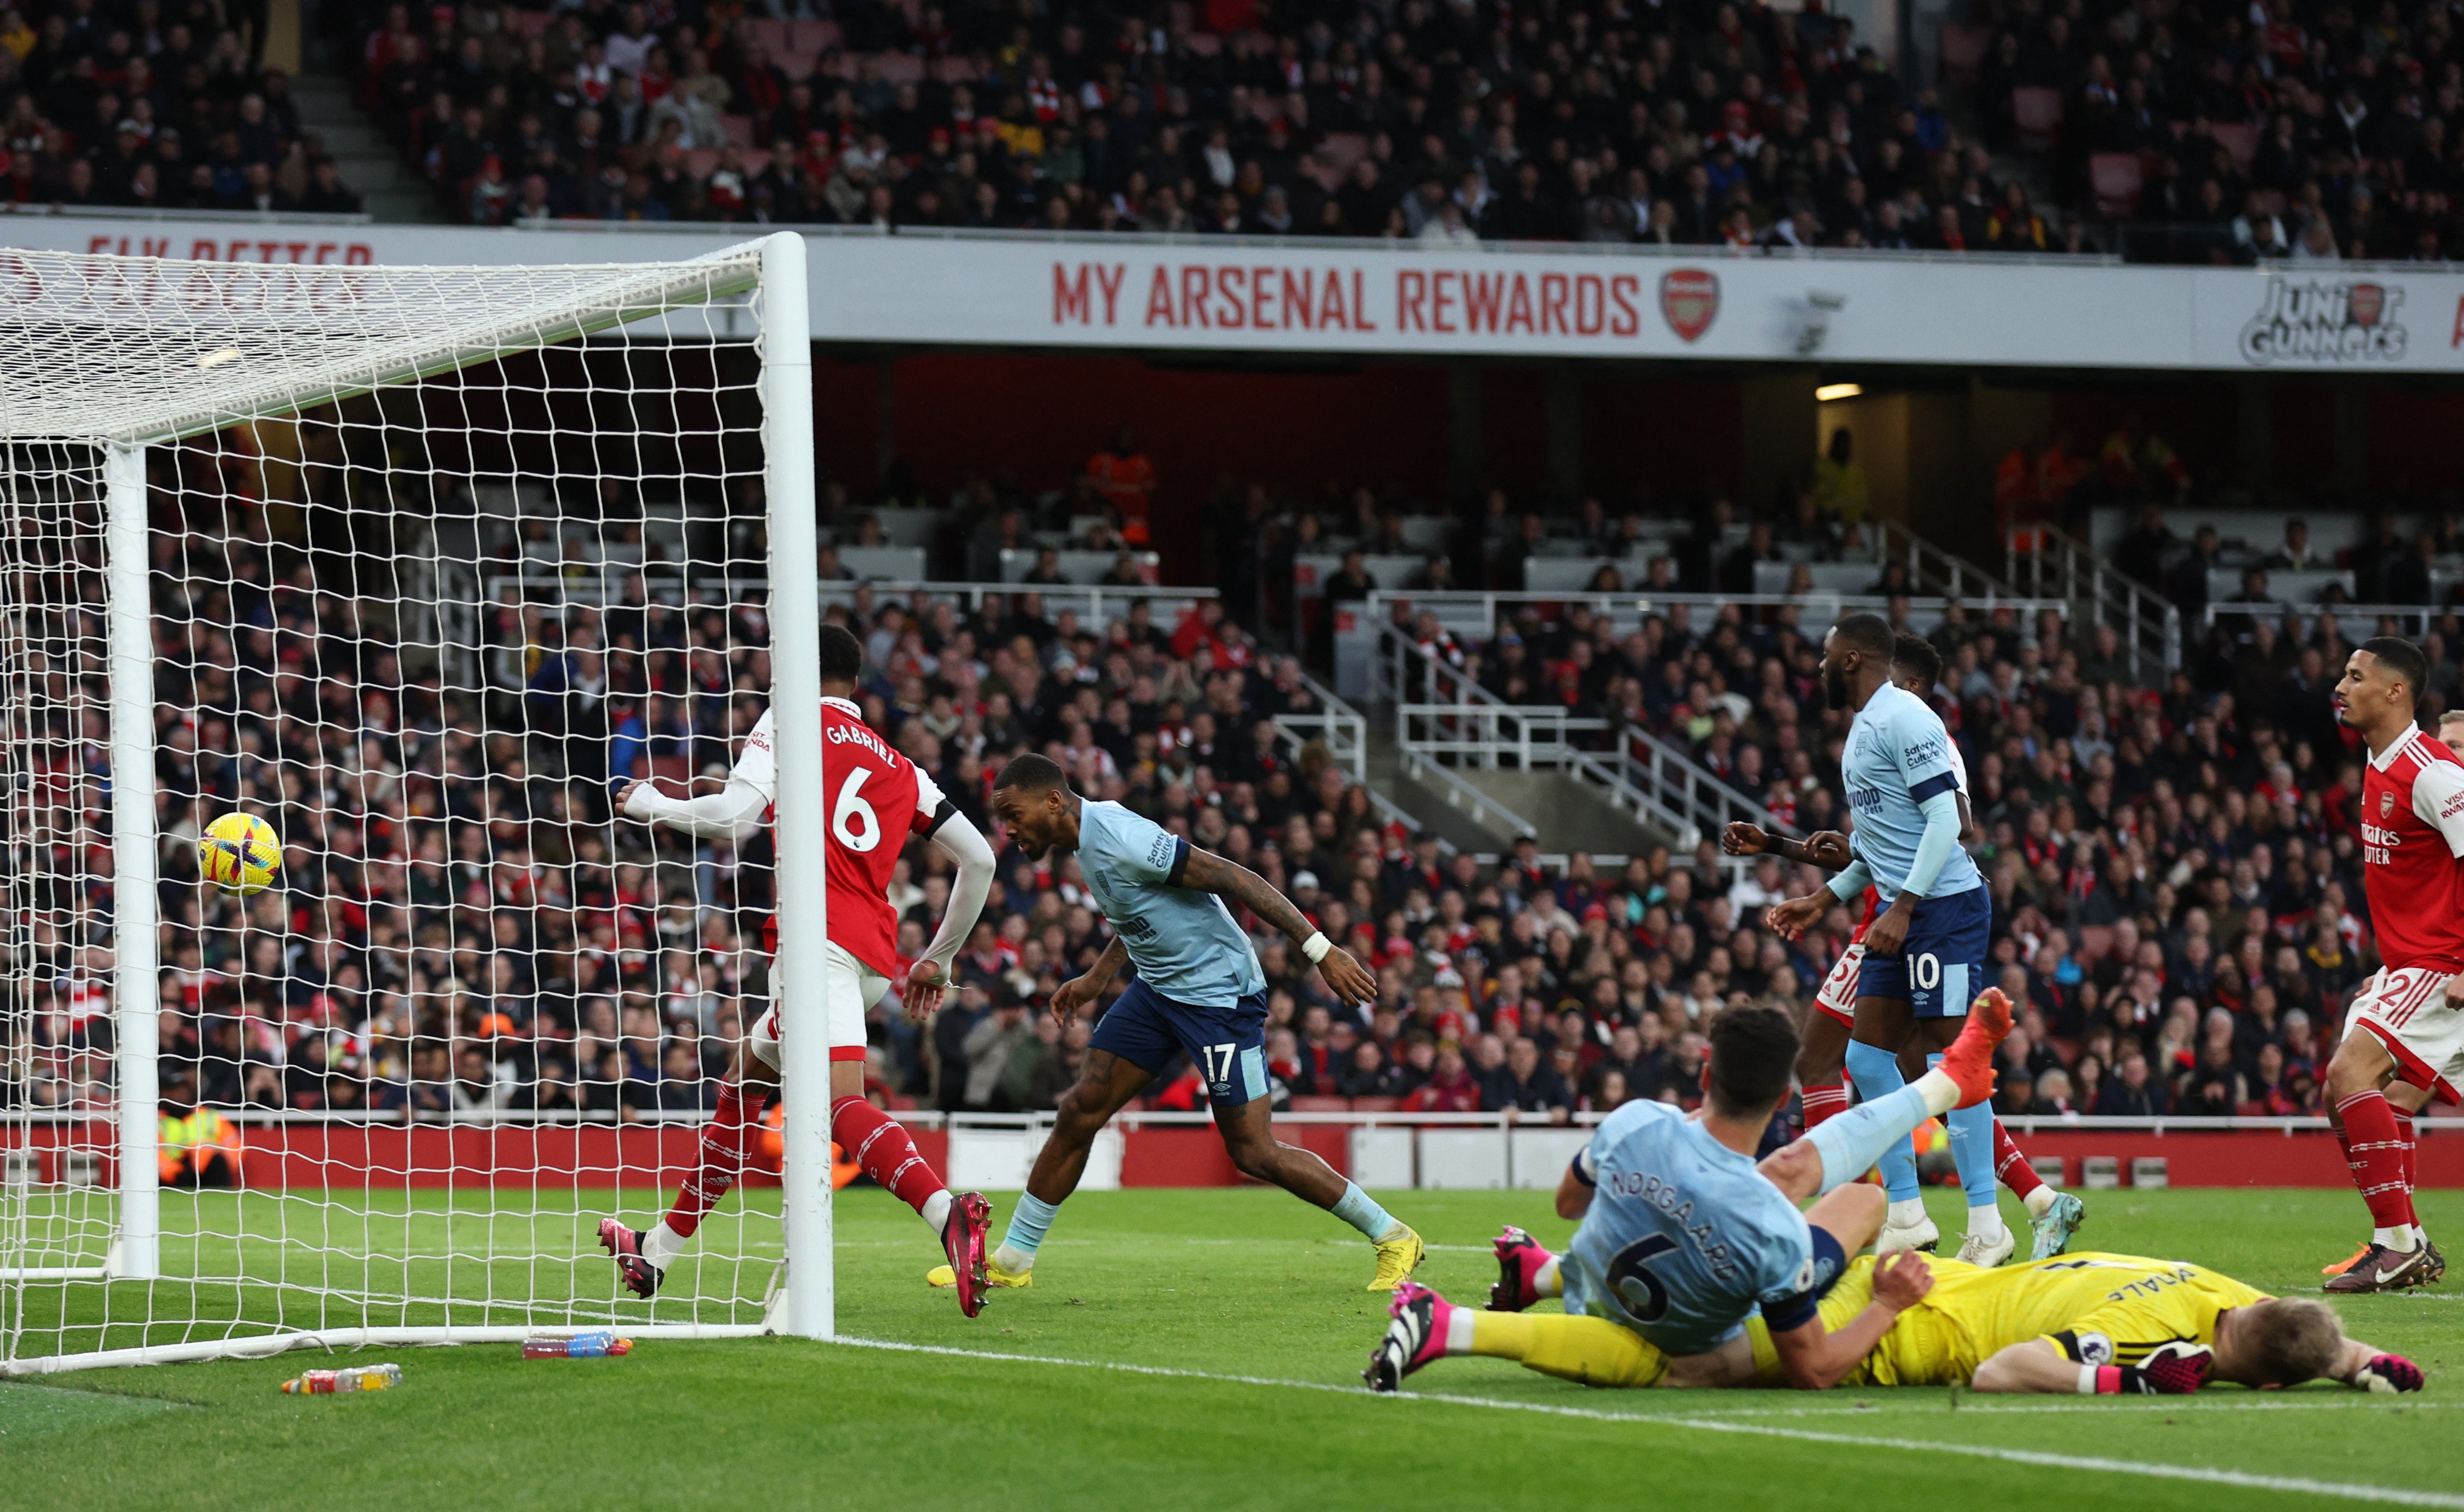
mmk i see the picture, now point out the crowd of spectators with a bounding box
[333,0,2105,251]
[0,0,365,212]
[1343,470,2464,1120]
[1979,0,2464,262]
[4,408,2450,1130]
[20,0,2464,264]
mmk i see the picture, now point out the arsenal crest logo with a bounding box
[1660,268,1719,343]
[2351,282,2386,327]
[2383,791,2396,816]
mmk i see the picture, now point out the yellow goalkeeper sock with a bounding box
[1468,1311,1669,1388]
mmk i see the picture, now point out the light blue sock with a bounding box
[1844,1039,1920,1202]
[1806,1081,1935,1196]
[1001,1193,1060,1262]
[1936,1052,2000,1216]
[1331,1182,1396,1240]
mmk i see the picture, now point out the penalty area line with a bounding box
[828,1336,2464,1509]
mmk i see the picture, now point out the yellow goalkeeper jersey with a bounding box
[1749,1252,2271,1387]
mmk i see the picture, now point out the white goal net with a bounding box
[0,235,834,1372]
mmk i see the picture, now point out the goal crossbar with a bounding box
[0,245,766,446]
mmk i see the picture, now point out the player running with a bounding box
[1764,614,2009,1265]
[2321,637,2458,1293]
[597,624,1005,1315]
[1459,1237,2422,1396]
[1726,633,2082,1262]
[935,751,1421,1293]
[1365,989,2013,1392]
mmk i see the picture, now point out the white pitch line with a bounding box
[828,1336,2464,1509]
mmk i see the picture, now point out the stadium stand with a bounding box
[0,0,364,213]
[7,0,2458,258]
[15,425,2437,1137]
[323,0,2050,243]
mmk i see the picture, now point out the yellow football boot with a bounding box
[1368,1222,1425,1291]
[927,1258,1032,1290]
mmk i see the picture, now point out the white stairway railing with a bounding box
[1371,623,1795,853]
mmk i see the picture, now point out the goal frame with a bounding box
[1,229,831,1372]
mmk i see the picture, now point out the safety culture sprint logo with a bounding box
[2240,277,2405,363]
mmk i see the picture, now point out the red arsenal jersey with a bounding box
[2360,724,2464,972]
[739,696,947,978]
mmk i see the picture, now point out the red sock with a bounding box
[831,1095,948,1218]
[2335,1089,2416,1232]
[666,1079,760,1239]
[2394,1111,2420,1227]
[1994,1121,2046,1203]
[1800,1080,1850,1130]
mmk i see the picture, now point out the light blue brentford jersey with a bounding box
[1840,682,1982,904]
[1073,800,1267,1008]
[1559,1101,1818,1357]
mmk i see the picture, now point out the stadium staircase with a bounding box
[290,70,435,224]
[2003,521,2184,683]
[1366,622,1792,863]
[1339,523,2096,862]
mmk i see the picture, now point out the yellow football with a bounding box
[199,811,280,896]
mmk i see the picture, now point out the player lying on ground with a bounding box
[1764,614,2011,1265]
[599,624,1006,1315]
[2317,638,2455,1294]
[1365,989,2011,1391]
[1724,632,2080,1263]
[1452,1239,2422,1396]
[927,751,1420,1294]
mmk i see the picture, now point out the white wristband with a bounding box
[2077,1364,2100,1395]
[1302,931,1332,964]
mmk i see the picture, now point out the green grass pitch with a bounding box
[3,1184,2459,1511]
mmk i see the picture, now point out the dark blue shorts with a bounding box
[1090,978,1270,1107]
[1854,886,1992,1018]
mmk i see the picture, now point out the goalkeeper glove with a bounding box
[2353,1353,2424,1394]
[2081,1341,2213,1395]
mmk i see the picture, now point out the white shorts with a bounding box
[2343,965,2464,1102]
[1813,942,1865,1029]
[748,941,890,1072]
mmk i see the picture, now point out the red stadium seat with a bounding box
[1349,1097,1401,1113]
[2213,122,2260,165]
[2089,153,2143,217]
[2013,87,2064,151]
[744,19,792,58]
[1937,23,1988,84]
[1288,1096,1351,1112]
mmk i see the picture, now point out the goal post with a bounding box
[0,231,829,1372]
[108,439,161,1288]
[754,232,834,1345]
